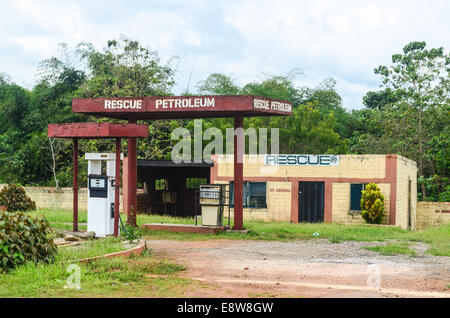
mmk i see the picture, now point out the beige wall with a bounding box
[215,154,387,180]
[416,202,450,229]
[0,184,123,211]
[395,156,418,229]
[331,182,391,225]
[216,180,292,222]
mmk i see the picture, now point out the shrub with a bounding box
[0,211,57,271]
[361,183,385,224]
[0,184,36,212]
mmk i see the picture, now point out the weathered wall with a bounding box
[396,156,418,229]
[215,154,387,180]
[216,180,292,222]
[331,182,391,225]
[416,201,450,229]
[0,184,123,211]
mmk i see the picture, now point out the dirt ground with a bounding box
[147,239,450,298]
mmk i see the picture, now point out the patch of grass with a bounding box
[137,214,196,226]
[0,251,188,297]
[364,242,417,257]
[28,209,88,225]
[56,236,127,262]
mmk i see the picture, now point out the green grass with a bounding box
[56,236,128,262]
[0,245,188,297]
[29,209,450,257]
[364,242,418,257]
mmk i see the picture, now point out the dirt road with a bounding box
[147,239,450,298]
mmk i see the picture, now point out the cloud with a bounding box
[0,0,449,109]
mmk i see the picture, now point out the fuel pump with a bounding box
[85,153,123,237]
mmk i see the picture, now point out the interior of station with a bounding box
[135,160,213,217]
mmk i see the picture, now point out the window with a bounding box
[229,182,267,209]
[155,178,168,191]
[350,183,367,211]
[186,178,207,189]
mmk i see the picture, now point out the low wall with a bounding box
[416,201,450,229]
[0,184,123,211]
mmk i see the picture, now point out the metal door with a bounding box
[298,182,325,223]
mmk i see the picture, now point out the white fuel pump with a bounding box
[85,153,123,237]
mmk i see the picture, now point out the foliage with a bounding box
[120,222,142,242]
[354,41,450,200]
[195,72,349,155]
[0,211,56,271]
[0,184,36,212]
[360,183,385,224]
[1,37,449,202]
[362,88,401,110]
[77,36,177,97]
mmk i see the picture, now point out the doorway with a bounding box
[298,182,325,223]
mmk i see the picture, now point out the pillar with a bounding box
[114,138,121,236]
[127,118,137,226]
[73,138,78,232]
[233,115,244,230]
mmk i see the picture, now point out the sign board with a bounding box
[264,154,340,166]
[72,96,292,120]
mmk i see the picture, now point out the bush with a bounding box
[0,184,36,212]
[0,211,57,271]
[361,183,385,224]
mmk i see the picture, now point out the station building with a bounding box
[128,154,417,230]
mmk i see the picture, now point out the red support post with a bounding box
[114,138,121,237]
[127,119,137,226]
[233,115,244,230]
[73,138,78,232]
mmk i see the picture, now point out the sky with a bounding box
[1,0,449,110]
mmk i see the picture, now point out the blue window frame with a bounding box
[229,182,267,209]
[350,183,367,211]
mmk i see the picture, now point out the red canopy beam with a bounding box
[48,123,148,233]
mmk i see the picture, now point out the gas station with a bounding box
[48,95,292,235]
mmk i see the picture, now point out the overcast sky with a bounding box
[1,0,449,109]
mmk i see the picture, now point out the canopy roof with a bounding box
[48,123,149,139]
[72,95,292,120]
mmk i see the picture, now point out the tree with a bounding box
[195,72,349,155]
[362,88,400,110]
[360,41,450,199]
[77,36,177,97]
[76,37,180,160]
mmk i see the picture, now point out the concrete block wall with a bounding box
[416,201,450,229]
[396,156,418,229]
[0,184,123,211]
[331,182,391,225]
[216,180,292,222]
[216,154,387,179]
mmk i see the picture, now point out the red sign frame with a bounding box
[72,95,292,120]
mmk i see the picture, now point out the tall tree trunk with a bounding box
[48,137,59,188]
[417,114,426,199]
